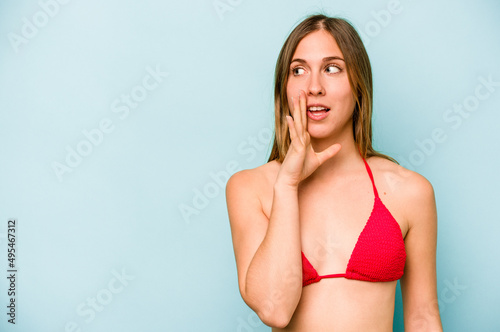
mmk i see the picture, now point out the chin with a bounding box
[307,127,335,139]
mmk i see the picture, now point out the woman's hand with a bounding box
[277,90,342,187]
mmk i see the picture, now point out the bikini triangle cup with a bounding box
[301,158,406,286]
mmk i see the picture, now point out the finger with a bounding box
[287,99,299,142]
[299,90,307,132]
[292,93,304,143]
[316,143,342,165]
[285,115,297,142]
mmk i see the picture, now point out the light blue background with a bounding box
[1,0,499,331]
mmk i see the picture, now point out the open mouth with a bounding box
[306,105,330,120]
[307,106,330,114]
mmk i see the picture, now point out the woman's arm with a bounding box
[400,173,443,331]
[226,170,303,328]
[226,91,340,328]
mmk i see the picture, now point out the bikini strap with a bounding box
[362,157,379,198]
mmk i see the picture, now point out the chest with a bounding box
[261,176,407,273]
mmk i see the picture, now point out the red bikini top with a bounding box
[302,158,406,286]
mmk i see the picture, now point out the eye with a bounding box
[291,67,305,76]
[325,64,341,74]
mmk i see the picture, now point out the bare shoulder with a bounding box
[368,156,436,229]
[368,156,434,200]
[225,160,281,206]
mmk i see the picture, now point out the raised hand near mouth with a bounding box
[277,90,342,188]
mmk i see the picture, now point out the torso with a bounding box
[252,156,411,331]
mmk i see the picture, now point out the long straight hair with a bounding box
[267,14,397,164]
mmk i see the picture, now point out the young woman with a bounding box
[226,14,443,331]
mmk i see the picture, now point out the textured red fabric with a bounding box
[302,158,406,287]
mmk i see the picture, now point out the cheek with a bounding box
[286,82,297,100]
[328,81,351,98]
[286,83,297,108]
[328,82,355,107]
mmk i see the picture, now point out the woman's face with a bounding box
[286,29,356,139]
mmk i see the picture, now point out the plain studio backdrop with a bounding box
[0,0,499,331]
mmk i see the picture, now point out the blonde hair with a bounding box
[267,14,397,164]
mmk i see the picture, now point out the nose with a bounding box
[307,71,325,96]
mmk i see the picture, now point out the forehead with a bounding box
[292,29,343,61]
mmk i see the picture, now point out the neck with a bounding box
[308,127,364,181]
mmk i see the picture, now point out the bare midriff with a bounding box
[273,278,398,331]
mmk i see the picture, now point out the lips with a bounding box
[307,111,329,121]
[307,104,330,112]
[307,106,330,112]
[306,104,330,121]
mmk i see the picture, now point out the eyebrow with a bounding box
[290,56,345,64]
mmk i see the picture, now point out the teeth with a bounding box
[308,106,328,111]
